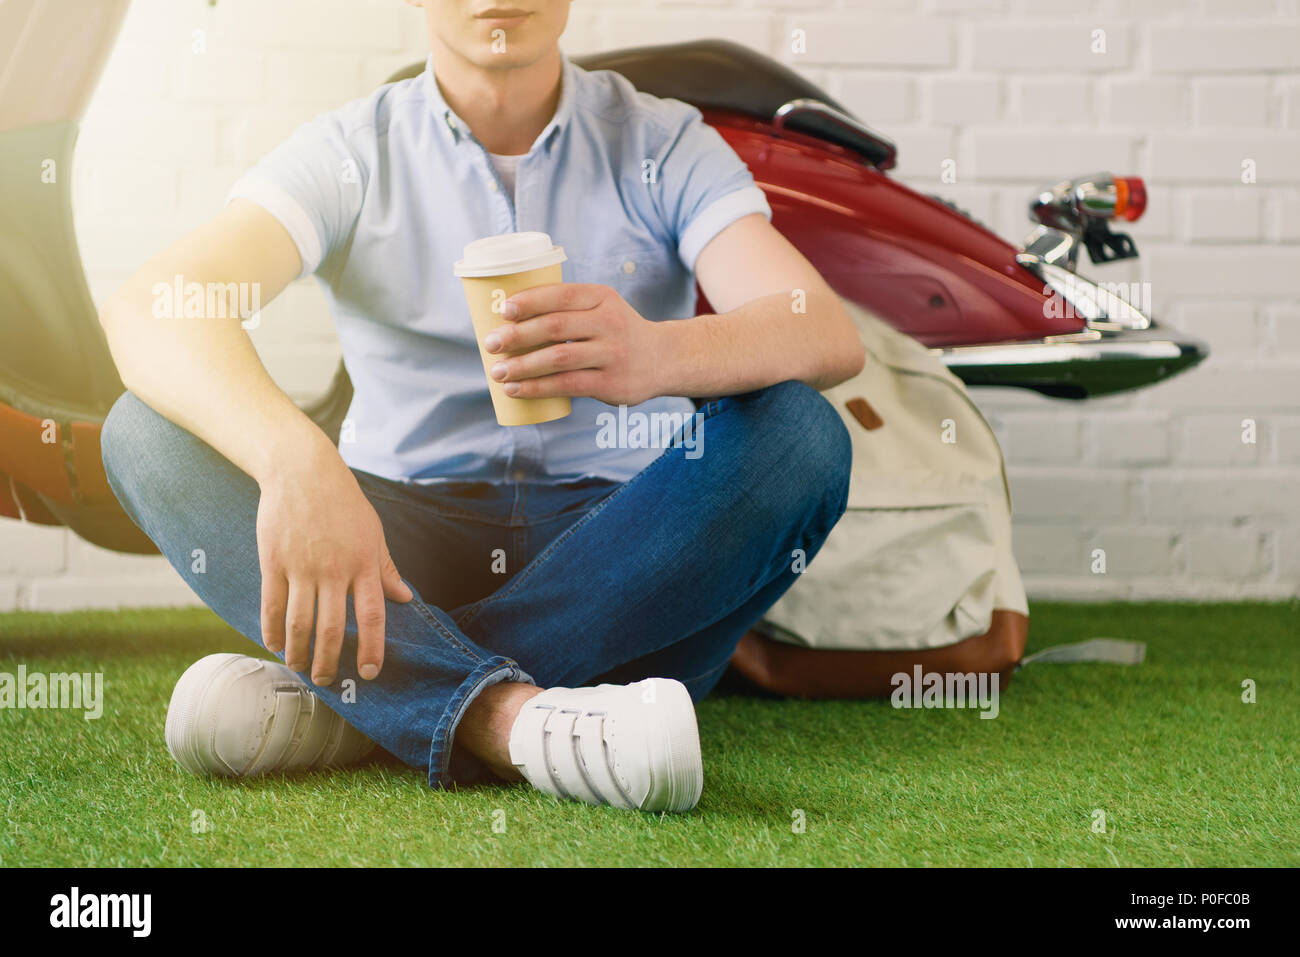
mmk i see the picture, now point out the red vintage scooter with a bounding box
[0,7,1204,556]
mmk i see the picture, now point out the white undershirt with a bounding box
[488,152,523,196]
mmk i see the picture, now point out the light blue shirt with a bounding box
[227,53,771,484]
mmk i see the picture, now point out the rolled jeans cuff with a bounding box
[428,656,534,789]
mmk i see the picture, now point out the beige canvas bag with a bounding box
[757,303,1028,652]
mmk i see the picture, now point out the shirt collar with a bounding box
[423,52,576,154]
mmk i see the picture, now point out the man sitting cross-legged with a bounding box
[98,0,863,812]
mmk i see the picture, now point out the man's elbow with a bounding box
[818,296,865,386]
[839,331,867,381]
[97,292,143,390]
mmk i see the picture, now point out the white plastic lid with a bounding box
[453,231,567,277]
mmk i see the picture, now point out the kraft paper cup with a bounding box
[455,232,571,427]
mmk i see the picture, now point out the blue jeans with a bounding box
[101,382,851,787]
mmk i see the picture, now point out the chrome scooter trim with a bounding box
[1015,253,1151,332]
[934,323,1208,399]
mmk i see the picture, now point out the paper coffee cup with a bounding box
[454,232,571,427]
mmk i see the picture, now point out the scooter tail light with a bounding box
[1114,176,1146,222]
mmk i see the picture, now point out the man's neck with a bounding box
[431,45,563,156]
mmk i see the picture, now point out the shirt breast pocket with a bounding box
[564,246,680,321]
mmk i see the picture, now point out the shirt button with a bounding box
[622,260,636,274]
[488,180,499,192]
[512,469,527,481]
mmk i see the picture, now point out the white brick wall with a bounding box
[4,0,1297,609]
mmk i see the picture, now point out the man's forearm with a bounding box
[101,294,336,488]
[652,290,865,399]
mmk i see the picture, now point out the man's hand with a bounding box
[482,284,663,406]
[256,440,412,687]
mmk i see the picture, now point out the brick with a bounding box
[1179,189,1263,243]
[398,5,430,55]
[788,16,954,66]
[266,52,364,105]
[1011,525,1087,576]
[837,75,914,124]
[1150,23,1300,73]
[998,413,1082,463]
[93,41,170,104]
[1271,417,1300,465]
[605,13,771,53]
[560,6,606,56]
[1202,0,1283,14]
[1286,81,1300,130]
[1007,470,1133,521]
[225,105,330,169]
[1193,78,1271,128]
[0,525,66,576]
[970,22,1132,73]
[1086,414,1171,466]
[1175,414,1266,465]
[1147,133,1300,184]
[1141,472,1300,521]
[1007,0,1097,13]
[181,50,265,102]
[1170,301,1259,356]
[79,104,219,168]
[1127,579,1293,600]
[1138,361,1300,411]
[1266,305,1300,353]
[1098,77,1189,127]
[1266,194,1300,243]
[836,0,920,10]
[24,575,201,612]
[927,76,1001,125]
[212,0,404,53]
[1278,528,1300,584]
[1143,247,1300,299]
[362,53,425,93]
[967,129,1134,180]
[1083,527,1180,576]
[65,539,177,577]
[1011,77,1091,126]
[983,184,1037,242]
[1020,575,1132,601]
[1183,528,1271,580]
[1095,0,1190,16]
[80,161,177,220]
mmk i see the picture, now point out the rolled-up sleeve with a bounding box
[225,111,368,279]
[651,105,772,272]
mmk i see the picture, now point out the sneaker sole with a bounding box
[165,653,253,776]
[638,678,703,813]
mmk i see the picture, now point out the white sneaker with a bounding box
[507,677,703,813]
[165,653,375,777]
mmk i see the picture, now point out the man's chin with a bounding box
[466,46,543,71]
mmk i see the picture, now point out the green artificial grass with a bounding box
[0,601,1295,867]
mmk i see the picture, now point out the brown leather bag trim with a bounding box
[729,609,1029,699]
[844,396,884,431]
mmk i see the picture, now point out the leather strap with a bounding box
[246,687,307,776]
[542,709,602,804]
